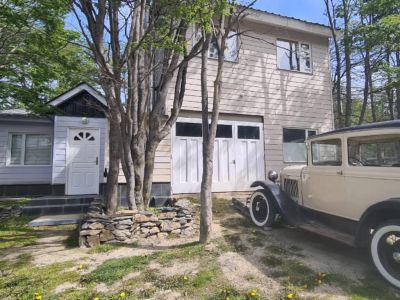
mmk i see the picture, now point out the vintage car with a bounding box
[248,120,400,288]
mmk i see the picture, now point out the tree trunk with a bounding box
[143,140,158,207]
[396,51,400,119]
[343,0,353,126]
[325,0,343,128]
[386,51,395,120]
[105,119,120,215]
[199,33,213,243]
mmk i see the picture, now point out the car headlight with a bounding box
[268,170,278,183]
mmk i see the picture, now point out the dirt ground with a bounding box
[1,199,399,300]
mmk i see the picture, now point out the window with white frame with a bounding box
[283,128,317,163]
[209,31,238,62]
[277,39,312,73]
[8,133,52,166]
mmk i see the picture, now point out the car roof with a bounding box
[309,120,400,140]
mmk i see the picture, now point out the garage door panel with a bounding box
[172,119,265,193]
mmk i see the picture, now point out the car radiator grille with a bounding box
[283,178,299,199]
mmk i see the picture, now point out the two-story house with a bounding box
[0,9,333,202]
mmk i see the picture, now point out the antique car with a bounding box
[248,120,400,288]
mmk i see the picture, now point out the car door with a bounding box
[301,137,348,218]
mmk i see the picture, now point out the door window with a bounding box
[311,139,342,166]
[348,135,400,167]
[215,124,232,138]
[176,122,202,137]
[238,126,260,139]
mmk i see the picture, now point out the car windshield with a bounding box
[348,134,400,167]
[311,139,342,166]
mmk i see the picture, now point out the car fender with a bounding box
[250,180,299,226]
[355,198,400,247]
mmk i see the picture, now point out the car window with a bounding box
[311,139,342,166]
[348,135,400,167]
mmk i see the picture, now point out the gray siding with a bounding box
[0,120,53,184]
[52,116,107,185]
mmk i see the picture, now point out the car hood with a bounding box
[281,165,306,178]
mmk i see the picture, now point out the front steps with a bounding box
[28,214,83,227]
[22,195,100,216]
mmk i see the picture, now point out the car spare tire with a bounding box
[249,190,276,227]
[370,220,400,289]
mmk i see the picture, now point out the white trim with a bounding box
[49,83,107,107]
[6,133,53,167]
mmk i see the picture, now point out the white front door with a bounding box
[172,118,265,193]
[67,128,100,195]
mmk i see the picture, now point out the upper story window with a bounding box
[283,128,316,163]
[277,39,312,73]
[209,31,238,62]
[8,133,52,166]
[348,135,400,167]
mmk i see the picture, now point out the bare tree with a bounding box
[198,1,254,243]
[325,0,344,127]
[72,0,204,212]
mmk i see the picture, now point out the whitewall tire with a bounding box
[370,220,400,289]
[249,190,276,227]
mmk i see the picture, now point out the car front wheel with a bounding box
[249,190,276,227]
[370,220,400,289]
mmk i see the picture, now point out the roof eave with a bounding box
[245,9,332,38]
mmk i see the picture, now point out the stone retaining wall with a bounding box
[79,199,199,248]
[0,206,22,220]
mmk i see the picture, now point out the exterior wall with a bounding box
[164,21,333,178]
[0,119,53,184]
[52,116,108,185]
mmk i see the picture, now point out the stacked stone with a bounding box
[0,206,22,220]
[79,199,198,248]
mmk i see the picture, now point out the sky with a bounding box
[252,0,328,25]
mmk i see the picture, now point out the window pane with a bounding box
[300,43,311,73]
[176,122,202,137]
[283,128,306,143]
[209,31,238,62]
[24,135,52,165]
[10,134,23,165]
[348,135,400,167]
[308,130,317,137]
[216,125,232,138]
[312,139,342,166]
[283,143,307,162]
[238,126,260,139]
[277,40,299,71]
[225,32,238,62]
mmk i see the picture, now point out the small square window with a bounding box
[238,126,260,139]
[176,122,202,137]
[283,128,317,163]
[277,39,312,73]
[216,125,232,138]
[209,31,238,62]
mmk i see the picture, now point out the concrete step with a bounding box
[26,195,98,207]
[28,214,83,227]
[22,203,90,216]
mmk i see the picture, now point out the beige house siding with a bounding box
[154,19,333,185]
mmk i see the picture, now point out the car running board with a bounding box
[297,221,355,247]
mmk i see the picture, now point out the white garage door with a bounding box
[172,118,265,193]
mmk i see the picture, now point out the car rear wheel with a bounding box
[370,220,400,289]
[249,190,276,227]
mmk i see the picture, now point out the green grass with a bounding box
[84,255,151,284]
[0,256,80,300]
[153,242,206,265]
[88,243,122,254]
[0,216,38,249]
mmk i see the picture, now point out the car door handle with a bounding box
[96,157,99,165]
[337,170,343,175]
